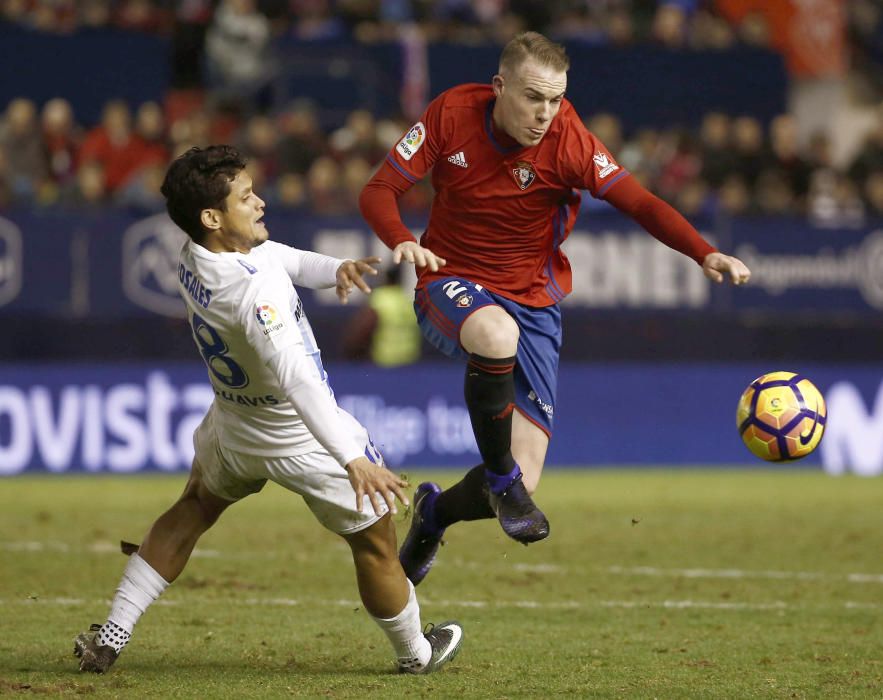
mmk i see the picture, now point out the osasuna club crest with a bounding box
[512,161,536,190]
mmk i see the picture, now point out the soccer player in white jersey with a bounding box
[73,145,463,675]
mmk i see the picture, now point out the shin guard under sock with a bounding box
[465,353,517,476]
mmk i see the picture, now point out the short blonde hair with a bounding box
[499,32,570,75]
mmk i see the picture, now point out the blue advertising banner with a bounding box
[1,362,880,476]
[1,211,882,319]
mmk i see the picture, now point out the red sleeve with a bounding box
[359,91,449,251]
[603,176,717,265]
[359,162,418,249]
[557,105,630,197]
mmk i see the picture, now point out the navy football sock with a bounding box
[432,465,495,529]
[464,353,517,476]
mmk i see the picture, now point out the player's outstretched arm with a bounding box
[392,241,446,272]
[336,256,381,304]
[702,252,751,285]
[345,456,410,516]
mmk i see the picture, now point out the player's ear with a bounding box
[200,208,222,232]
[492,74,505,98]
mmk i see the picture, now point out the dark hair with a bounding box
[160,145,247,242]
[499,31,570,75]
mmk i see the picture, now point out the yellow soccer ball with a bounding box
[736,371,827,462]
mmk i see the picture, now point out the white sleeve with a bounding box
[241,278,364,467]
[265,350,365,467]
[270,241,342,289]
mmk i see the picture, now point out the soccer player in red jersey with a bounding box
[359,31,751,585]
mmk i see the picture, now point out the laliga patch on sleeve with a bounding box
[396,121,425,161]
[254,301,285,338]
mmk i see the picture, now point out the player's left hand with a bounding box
[702,252,751,285]
[345,456,410,516]
[336,256,381,304]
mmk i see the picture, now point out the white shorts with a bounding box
[192,404,388,535]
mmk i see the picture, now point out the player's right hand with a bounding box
[345,456,410,516]
[393,241,446,272]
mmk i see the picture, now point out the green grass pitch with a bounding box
[0,470,881,698]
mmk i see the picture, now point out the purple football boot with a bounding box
[399,482,444,586]
[487,469,550,544]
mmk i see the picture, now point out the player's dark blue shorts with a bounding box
[414,277,561,436]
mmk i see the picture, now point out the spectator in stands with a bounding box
[329,109,385,164]
[768,114,811,199]
[134,101,170,165]
[240,114,279,180]
[0,98,48,200]
[169,0,212,91]
[59,161,108,209]
[41,98,81,186]
[689,6,735,49]
[585,113,623,158]
[806,130,835,172]
[698,112,736,188]
[848,106,883,184]
[205,0,273,112]
[0,147,12,210]
[289,0,347,40]
[275,172,308,209]
[342,157,373,212]
[77,0,109,28]
[618,128,662,187]
[112,0,168,33]
[862,171,883,217]
[8,0,77,33]
[657,130,702,201]
[731,116,766,189]
[169,110,213,155]
[80,100,151,193]
[307,155,347,215]
[652,2,691,48]
[716,174,751,215]
[755,169,797,215]
[674,177,711,218]
[604,6,635,45]
[808,169,865,228]
[278,100,325,175]
[118,162,166,212]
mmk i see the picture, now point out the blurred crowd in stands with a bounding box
[1,0,883,226]
[1,0,878,59]
[5,93,883,225]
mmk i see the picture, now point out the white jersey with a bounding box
[178,239,364,466]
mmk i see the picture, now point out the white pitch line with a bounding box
[0,541,220,557]
[5,540,883,586]
[0,541,71,552]
[607,565,883,584]
[512,563,565,574]
[600,600,787,611]
[1,597,878,611]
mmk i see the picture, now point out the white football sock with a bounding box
[371,580,432,669]
[99,553,169,652]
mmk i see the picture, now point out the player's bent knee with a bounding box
[344,514,397,561]
[461,308,519,357]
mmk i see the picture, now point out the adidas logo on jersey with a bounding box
[447,151,468,168]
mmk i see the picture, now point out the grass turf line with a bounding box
[0,470,881,699]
